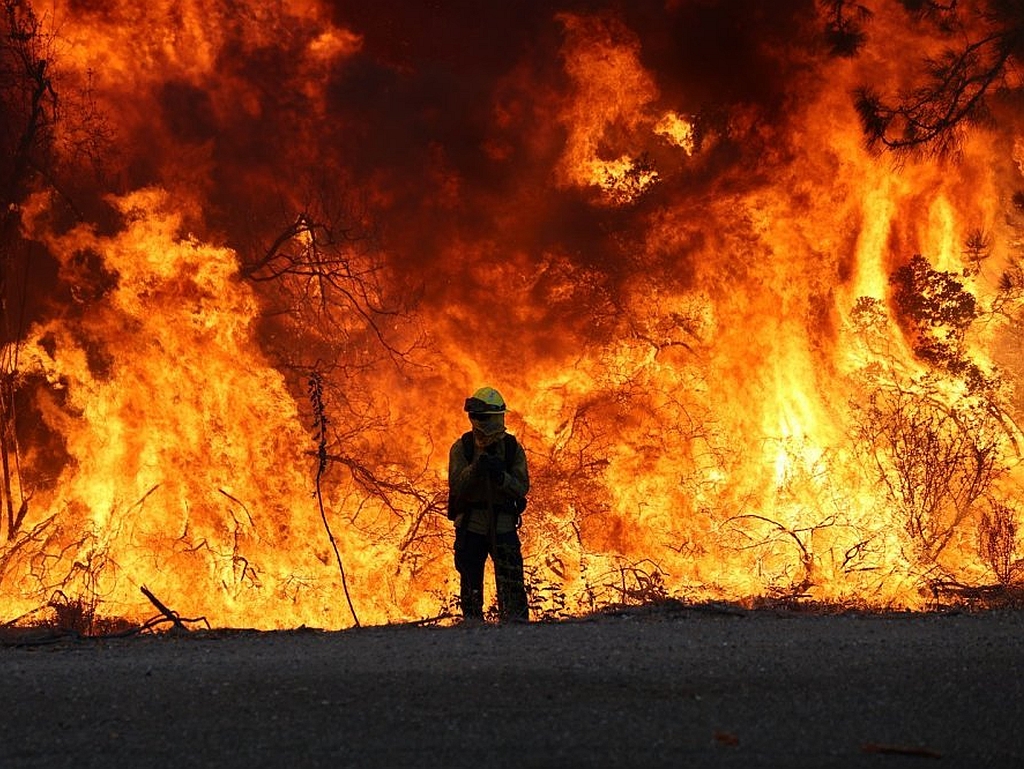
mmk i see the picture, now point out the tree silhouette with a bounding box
[848,0,1024,155]
[0,0,58,543]
[820,0,873,57]
[889,254,987,391]
[0,0,108,552]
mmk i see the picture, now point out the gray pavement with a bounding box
[1,607,1022,768]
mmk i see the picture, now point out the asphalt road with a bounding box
[1,607,1022,768]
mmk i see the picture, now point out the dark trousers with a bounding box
[454,528,528,621]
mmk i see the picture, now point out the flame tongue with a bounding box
[12,190,341,628]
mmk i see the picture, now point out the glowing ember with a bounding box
[1,0,1023,630]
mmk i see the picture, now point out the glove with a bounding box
[479,452,505,483]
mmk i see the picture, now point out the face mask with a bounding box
[470,412,506,440]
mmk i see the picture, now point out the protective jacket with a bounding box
[447,432,529,535]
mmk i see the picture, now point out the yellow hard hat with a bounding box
[464,386,507,415]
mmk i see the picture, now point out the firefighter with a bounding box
[447,386,530,622]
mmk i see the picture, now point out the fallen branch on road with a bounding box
[862,742,942,759]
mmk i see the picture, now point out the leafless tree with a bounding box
[977,498,1022,586]
[852,380,1005,569]
[0,1,110,551]
[0,0,59,545]
[231,175,450,611]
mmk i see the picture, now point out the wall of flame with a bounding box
[3,0,1024,628]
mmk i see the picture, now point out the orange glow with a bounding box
[2,1,1024,629]
[654,112,696,155]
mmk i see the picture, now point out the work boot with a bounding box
[460,586,483,622]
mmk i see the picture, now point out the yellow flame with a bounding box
[654,111,695,155]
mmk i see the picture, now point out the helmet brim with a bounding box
[464,396,506,414]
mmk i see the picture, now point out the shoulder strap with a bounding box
[502,433,518,470]
[460,431,475,462]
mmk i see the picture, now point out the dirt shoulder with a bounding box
[1,606,1022,768]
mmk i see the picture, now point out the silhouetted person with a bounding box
[447,386,529,622]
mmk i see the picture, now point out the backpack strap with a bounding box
[502,433,517,469]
